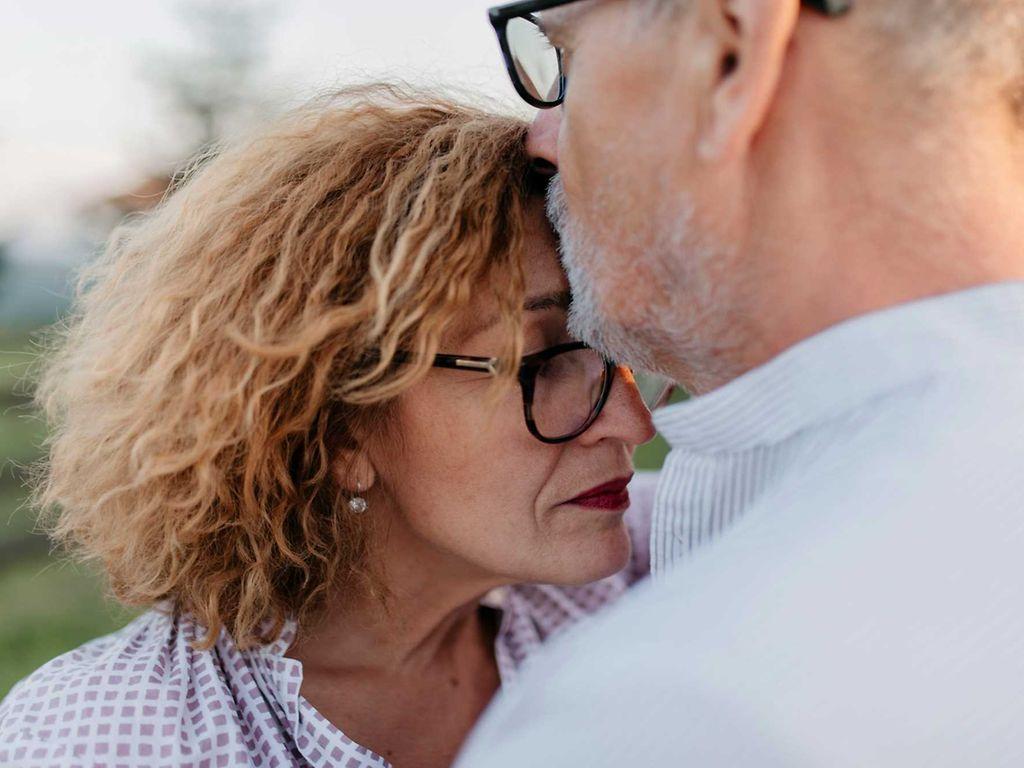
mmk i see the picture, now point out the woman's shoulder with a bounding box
[1,611,178,708]
[0,610,243,767]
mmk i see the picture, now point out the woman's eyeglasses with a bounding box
[430,341,616,444]
[488,0,854,110]
[390,341,675,443]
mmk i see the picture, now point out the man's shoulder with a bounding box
[786,361,1024,504]
[459,367,1024,767]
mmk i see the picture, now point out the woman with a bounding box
[0,86,658,768]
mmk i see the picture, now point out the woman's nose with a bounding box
[579,366,657,447]
[526,107,562,176]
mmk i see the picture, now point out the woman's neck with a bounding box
[288,515,505,675]
[285,515,506,768]
[292,585,495,676]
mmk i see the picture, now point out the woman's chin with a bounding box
[536,524,633,587]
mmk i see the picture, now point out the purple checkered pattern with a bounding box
[0,474,656,767]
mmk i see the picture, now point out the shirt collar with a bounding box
[653,281,1024,453]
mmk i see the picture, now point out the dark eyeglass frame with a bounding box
[488,0,854,109]
[396,341,616,444]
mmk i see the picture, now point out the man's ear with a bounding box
[698,0,799,161]
[330,448,377,494]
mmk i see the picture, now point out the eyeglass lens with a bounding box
[506,16,562,104]
[631,370,675,410]
[530,347,608,439]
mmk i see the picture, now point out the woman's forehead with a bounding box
[522,209,568,295]
[443,203,567,347]
[448,286,571,350]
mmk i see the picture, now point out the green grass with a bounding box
[0,411,46,470]
[0,555,135,697]
[0,483,37,543]
[0,330,46,474]
[0,330,39,398]
[634,432,670,471]
[0,327,128,699]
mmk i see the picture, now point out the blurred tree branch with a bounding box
[83,1,287,235]
[142,0,280,164]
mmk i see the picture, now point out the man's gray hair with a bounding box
[860,1,1019,122]
[642,0,1024,118]
[867,2,1022,62]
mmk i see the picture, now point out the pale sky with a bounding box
[0,0,530,254]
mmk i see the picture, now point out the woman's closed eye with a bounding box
[537,354,578,380]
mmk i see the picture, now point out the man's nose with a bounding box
[526,107,562,176]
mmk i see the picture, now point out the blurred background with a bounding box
[0,0,674,697]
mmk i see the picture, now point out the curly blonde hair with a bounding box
[31,85,535,649]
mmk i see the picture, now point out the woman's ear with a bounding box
[698,0,800,161]
[330,448,377,494]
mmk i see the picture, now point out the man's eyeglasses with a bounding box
[488,0,854,109]
[397,341,616,444]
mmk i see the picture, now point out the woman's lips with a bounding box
[564,475,633,511]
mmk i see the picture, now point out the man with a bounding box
[457,0,1024,764]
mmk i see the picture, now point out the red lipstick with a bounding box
[565,475,633,511]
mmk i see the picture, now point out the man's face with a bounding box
[533,1,747,391]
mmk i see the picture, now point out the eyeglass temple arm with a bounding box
[430,354,499,375]
[803,0,852,15]
[491,0,852,22]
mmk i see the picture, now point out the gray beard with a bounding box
[545,174,743,394]
[545,177,659,371]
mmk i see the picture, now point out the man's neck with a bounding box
[715,85,1024,390]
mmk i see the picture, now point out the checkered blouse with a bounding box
[0,473,657,768]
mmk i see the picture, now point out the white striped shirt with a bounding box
[458,282,1024,767]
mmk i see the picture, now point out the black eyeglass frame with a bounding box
[488,0,854,109]
[398,341,616,444]
[488,4,567,109]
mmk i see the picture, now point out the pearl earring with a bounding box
[348,483,368,514]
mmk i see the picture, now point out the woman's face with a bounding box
[367,203,657,588]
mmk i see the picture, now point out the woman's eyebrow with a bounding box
[458,290,572,345]
[524,289,571,313]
